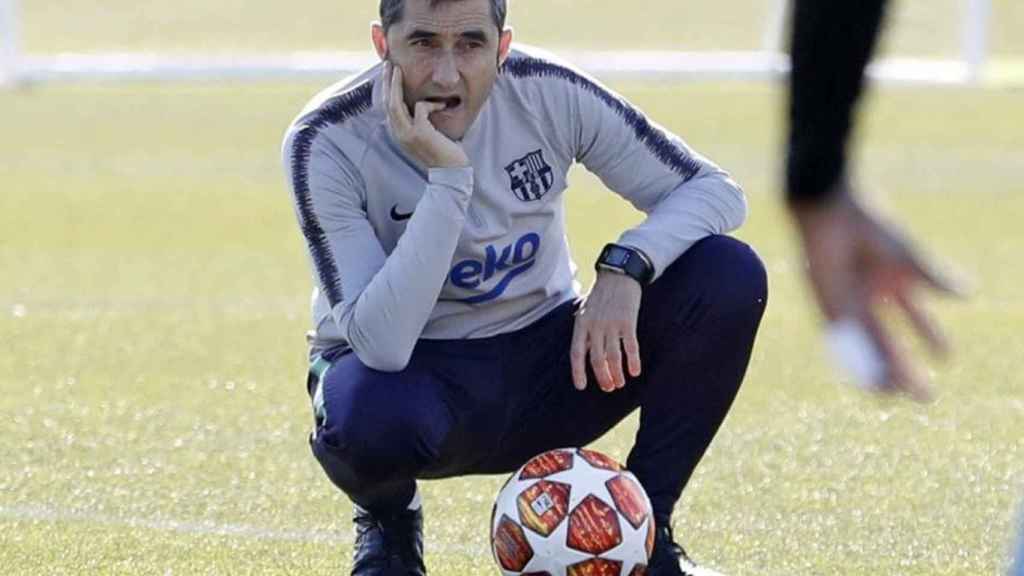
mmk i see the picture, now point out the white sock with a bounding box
[406,486,422,511]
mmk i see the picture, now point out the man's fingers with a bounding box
[622,332,642,378]
[917,262,970,299]
[860,310,933,403]
[825,316,887,391]
[589,342,614,393]
[381,62,391,105]
[604,333,625,390]
[413,101,447,127]
[388,65,412,132]
[903,245,969,299]
[570,318,588,390]
[826,312,932,403]
[895,289,950,357]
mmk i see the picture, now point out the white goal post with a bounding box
[0,0,994,87]
[963,0,992,82]
[0,0,17,86]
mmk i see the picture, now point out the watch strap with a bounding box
[595,243,654,285]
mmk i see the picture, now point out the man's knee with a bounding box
[641,235,767,350]
[668,235,767,315]
[698,235,766,309]
[310,431,416,512]
[310,363,445,494]
[311,413,380,496]
[315,399,410,480]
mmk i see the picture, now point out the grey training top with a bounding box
[282,45,747,371]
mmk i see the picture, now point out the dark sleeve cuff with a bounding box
[785,0,888,204]
[786,145,846,205]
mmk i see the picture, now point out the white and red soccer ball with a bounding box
[490,448,655,576]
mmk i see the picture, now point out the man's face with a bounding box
[379,0,510,140]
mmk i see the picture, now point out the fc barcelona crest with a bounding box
[504,149,554,202]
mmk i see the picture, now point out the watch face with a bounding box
[604,246,631,267]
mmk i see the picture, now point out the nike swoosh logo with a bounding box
[390,204,414,221]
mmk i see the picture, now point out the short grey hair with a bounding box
[379,0,507,33]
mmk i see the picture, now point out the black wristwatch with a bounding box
[595,243,654,286]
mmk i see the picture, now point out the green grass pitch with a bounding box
[3,1,1024,573]
[1,79,1022,575]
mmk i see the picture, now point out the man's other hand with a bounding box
[791,185,965,402]
[384,63,470,169]
[571,272,643,393]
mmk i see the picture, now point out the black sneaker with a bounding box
[351,505,426,576]
[648,523,724,576]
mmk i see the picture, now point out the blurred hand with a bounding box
[571,271,643,393]
[383,63,470,169]
[790,183,964,402]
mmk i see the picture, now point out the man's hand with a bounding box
[383,63,470,169]
[571,272,643,393]
[790,185,964,402]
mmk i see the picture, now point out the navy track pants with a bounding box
[308,235,767,522]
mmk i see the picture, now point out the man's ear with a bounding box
[371,22,389,60]
[497,27,513,67]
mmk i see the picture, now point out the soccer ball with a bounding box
[490,448,655,576]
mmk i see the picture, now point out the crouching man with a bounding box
[282,0,767,573]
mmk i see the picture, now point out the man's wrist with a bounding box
[788,180,856,233]
[787,175,850,215]
[595,243,654,286]
[595,269,643,288]
[432,155,471,170]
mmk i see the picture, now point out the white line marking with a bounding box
[1,503,350,543]
[0,503,486,556]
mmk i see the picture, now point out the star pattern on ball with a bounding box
[491,448,654,576]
